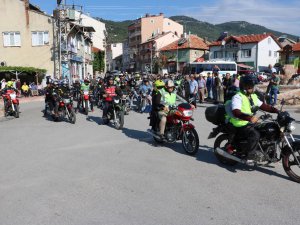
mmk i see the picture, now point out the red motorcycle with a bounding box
[2,90,20,118]
[148,102,199,155]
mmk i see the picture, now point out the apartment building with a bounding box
[128,13,183,71]
[0,0,54,76]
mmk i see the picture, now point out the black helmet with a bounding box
[240,75,255,91]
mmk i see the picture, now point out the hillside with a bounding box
[95,15,298,43]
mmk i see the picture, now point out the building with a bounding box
[122,39,131,72]
[75,11,106,74]
[209,33,282,72]
[106,43,123,71]
[63,23,94,80]
[160,34,209,73]
[0,0,54,76]
[139,32,180,73]
[128,13,183,71]
[279,42,300,74]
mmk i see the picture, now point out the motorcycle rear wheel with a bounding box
[282,150,300,183]
[214,134,238,166]
[182,128,199,155]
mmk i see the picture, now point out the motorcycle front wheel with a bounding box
[85,100,89,115]
[182,128,199,155]
[14,104,19,118]
[214,134,238,166]
[115,110,124,130]
[68,108,76,124]
[282,149,300,183]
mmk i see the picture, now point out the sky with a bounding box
[30,0,300,36]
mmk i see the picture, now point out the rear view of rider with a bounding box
[229,75,279,160]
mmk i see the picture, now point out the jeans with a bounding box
[207,86,213,99]
[270,87,279,105]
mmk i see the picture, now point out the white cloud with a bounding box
[181,0,300,36]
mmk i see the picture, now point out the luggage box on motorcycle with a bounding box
[205,105,226,125]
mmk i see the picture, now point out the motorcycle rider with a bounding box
[156,80,186,139]
[44,81,55,116]
[138,78,153,112]
[229,75,279,160]
[150,79,165,132]
[100,76,122,120]
[78,79,92,112]
[1,81,18,107]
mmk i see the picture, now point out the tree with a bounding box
[93,50,105,73]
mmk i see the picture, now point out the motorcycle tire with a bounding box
[14,104,19,118]
[69,109,76,124]
[182,128,199,155]
[282,150,300,183]
[85,100,88,115]
[214,134,238,166]
[115,110,124,130]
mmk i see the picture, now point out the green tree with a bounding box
[93,51,105,73]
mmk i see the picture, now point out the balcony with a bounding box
[129,30,141,38]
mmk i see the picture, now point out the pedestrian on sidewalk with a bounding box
[189,74,198,108]
[206,72,213,99]
[198,73,206,103]
[212,72,222,103]
[269,72,280,105]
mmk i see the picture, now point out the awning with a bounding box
[237,63,253,69]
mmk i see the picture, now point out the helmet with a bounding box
[240,75,255,90]
[7,81,14,87]
[155,80,165,88]
[166,80,175,88]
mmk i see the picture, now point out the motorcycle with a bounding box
[103,96,125,130]
[78,90,93,115]
[148,102,199,155]
[137,92,151,113]
[47,95,76,124]
[2,90,19,118]
[206,100,300,183]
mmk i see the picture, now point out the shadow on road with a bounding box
[86,115,102,124]
[196,148,291,182]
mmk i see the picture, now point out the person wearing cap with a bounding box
[269,72,280,105]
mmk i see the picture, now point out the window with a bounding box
[269,50,272,57]
[213,51,223,59]
[274,51,277,57]
[32,31,49,46]
[241,49,251,58]
[113,43,116,47]
[151,19,154,23]
[3,32,21,47]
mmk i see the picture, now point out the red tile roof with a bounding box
[160,35,209,51]
[92,47,103,53]
[293,43,300,51]
[210,33,280,47]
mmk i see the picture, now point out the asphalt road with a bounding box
[0,101,300,225]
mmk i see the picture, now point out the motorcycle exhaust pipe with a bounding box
[215,148,250,165]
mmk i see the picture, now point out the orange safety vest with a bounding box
[105,86,117,101]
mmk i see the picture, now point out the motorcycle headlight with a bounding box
[114,99,120,104]
[287,122,296,132]
[183,110,193,117]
